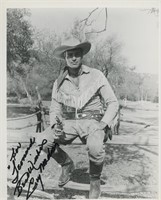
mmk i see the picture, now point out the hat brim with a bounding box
[54,42,91,59]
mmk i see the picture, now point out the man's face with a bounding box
[65,48,83,69]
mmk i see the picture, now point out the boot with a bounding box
[89,178,101,199]
[58,158,75,187]
[89,161,103,199]
[51,145,75,187]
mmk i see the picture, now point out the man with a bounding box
[36,39,119,198]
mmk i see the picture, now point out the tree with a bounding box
[140,74,158,102]
[21,30,66,100]
[91,36,123,77]
[7,9,34,102]
[142,8,159,17]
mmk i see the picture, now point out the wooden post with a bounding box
[35,86,47,130]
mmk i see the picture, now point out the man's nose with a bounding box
[72,55,76,60]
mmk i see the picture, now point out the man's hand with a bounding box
[52,117,64,139]
[99,121,108,130]
[53,124,64,138]
[97,121,112,141]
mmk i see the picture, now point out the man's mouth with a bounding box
[72,63,78,65]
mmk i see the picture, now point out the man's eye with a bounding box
[67,54,73,58]
[67,52,81,58]
[75,52,81,57]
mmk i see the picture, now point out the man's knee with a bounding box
[87,140,104,155]
[87,132,105,163]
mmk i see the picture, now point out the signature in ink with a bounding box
[8,137,58,199]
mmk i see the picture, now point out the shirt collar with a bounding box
[57,65,90,90]
[81,65,90,74]
[65,64,90,79]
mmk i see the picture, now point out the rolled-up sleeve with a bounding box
[50,80,63,127]
[99,74,119,127]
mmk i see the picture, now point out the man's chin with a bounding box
[69,65,80,69]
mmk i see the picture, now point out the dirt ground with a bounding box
[7,101,159,199]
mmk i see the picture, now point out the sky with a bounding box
[29,8,159,74]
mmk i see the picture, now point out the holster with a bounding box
[104,126,112,142]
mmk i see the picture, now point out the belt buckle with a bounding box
[75,108,87,119]
[77,113,82,119]
[77,113,87,119]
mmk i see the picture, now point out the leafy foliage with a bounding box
[7,9,35,103]
[7,9,34,75]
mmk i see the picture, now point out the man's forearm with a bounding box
[50,98,62,127]
[101,101,119,128]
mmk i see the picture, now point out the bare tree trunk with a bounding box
[145,92,148,101]
[20,77,33,104]
[141,88,144,101]
[13,79,21,101]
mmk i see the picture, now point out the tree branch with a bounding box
[85,8,108,35]
[80,7,99,24]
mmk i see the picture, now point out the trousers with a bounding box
[35,119,105,164]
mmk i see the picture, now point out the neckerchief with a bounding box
[57,67,68,91]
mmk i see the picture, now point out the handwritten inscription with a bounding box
[8,137,58,199]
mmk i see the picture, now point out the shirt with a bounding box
[50,65,119,127]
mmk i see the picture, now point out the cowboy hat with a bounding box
[54,38,91,59]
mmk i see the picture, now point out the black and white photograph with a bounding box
[4,5,160,200]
